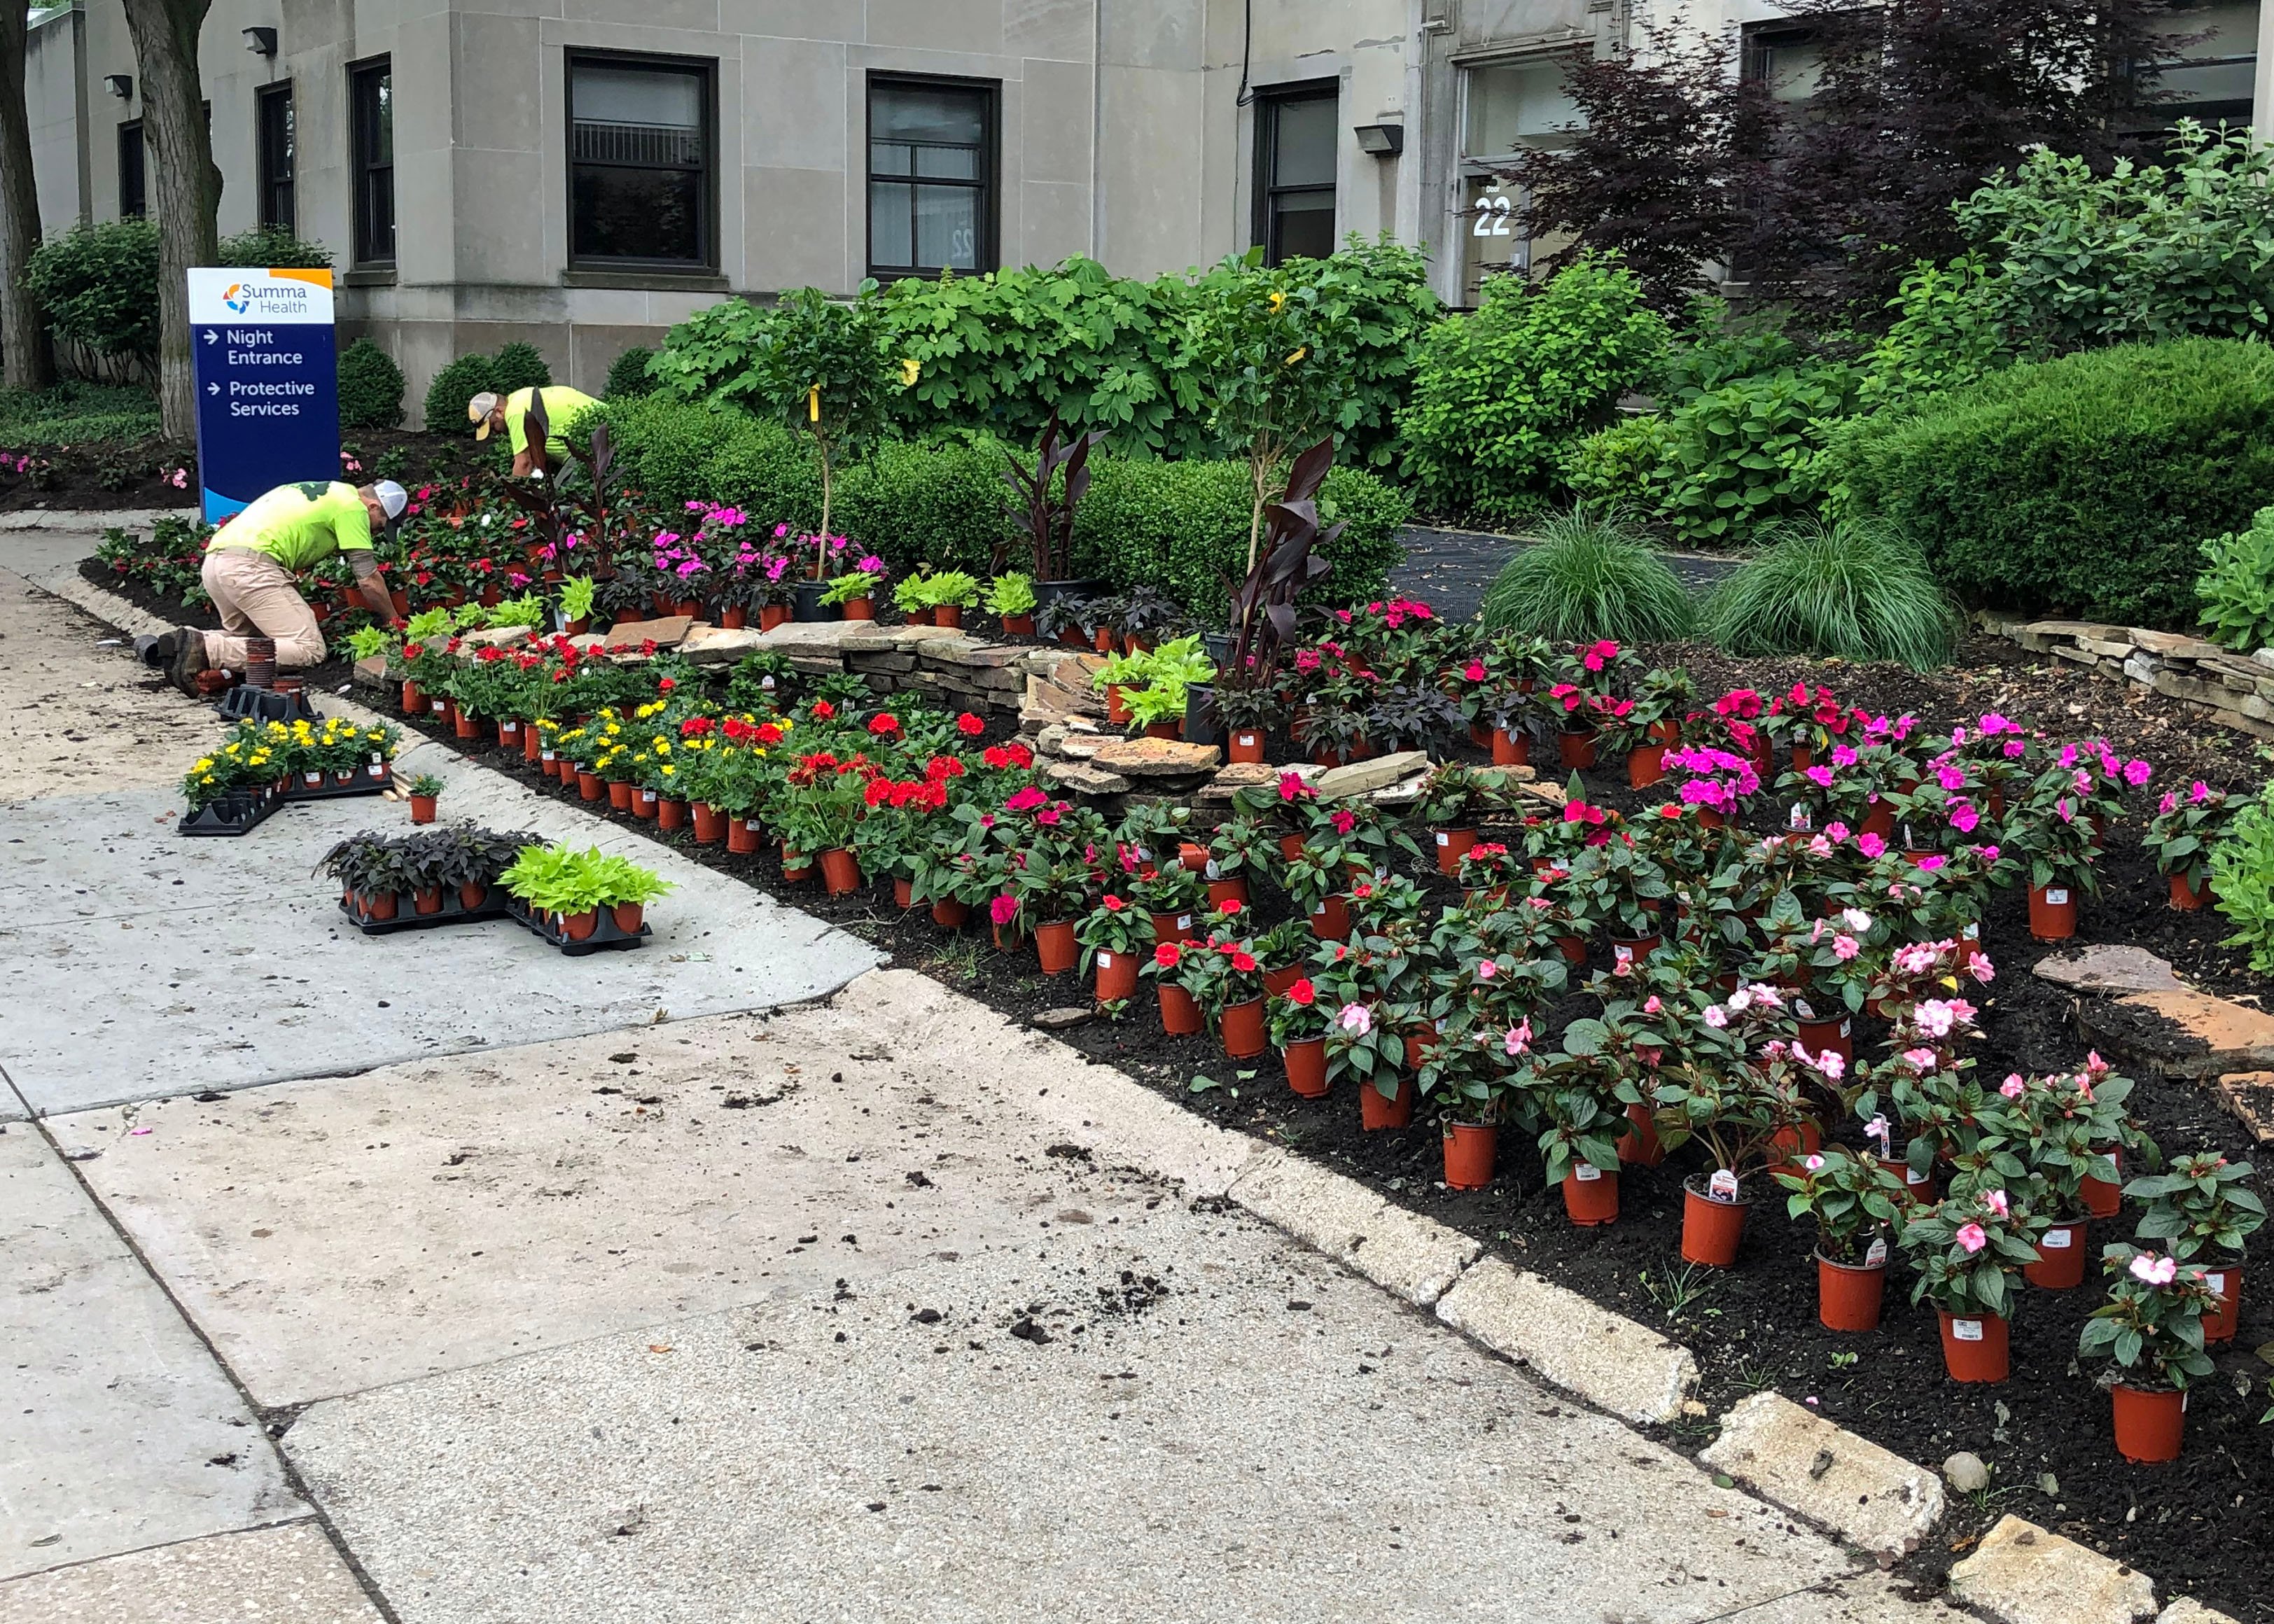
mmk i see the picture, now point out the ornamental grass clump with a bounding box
[1703,517,1959,671]
[1479,509,1697,645]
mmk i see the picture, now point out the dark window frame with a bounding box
[565,48,718,272]
[348,56,394,267]
[1251,78,1339,267]
[256,81,295,233]
[116,119,145,218]
[864,71,1000,281]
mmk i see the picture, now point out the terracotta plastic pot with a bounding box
[1770,1118,1823,1172]
[540,751,559,778]
[1001,613,1035,636]
[1627,745,1666,790]
[632,788,657,821]
[1220,997,1268,1058]
[1150,910,1195,945]
[1205,876,1250,911]
[1101,685,1131,725]
[496,720,521,749]
[893,876,915,909]
[932,897,970,929]
[408,793,438,824]
[414,888,444,916]
[458,883,487,911]
[1178,841,1209,873]
[2081,1148,2124,1218]
[1681,1176,1750,1267]
[1143,720,1181,741]
[1817,1253,1888,1332]
[523,725,543,763]
[1095,948,1139,1003]
[1861,802,1897,841]
[1557,729,1598,770]
[576,771,604,802]
[1616,1101,1664,1167]
[453,709,482,741]
[1442,1123,1498,1191]
[727,816,761,855]
[2023,1218,2088,1289]
[1035,920,1080,976]
[2201,1259,2243,1344]
[368,892,398,922]
[1402,1030,1436,1072]
[760,605,791,631]
[1433,827,1479,876]
[1562,1162,1620,1225]
[1797,1014,1854,1066]
[1556,935,1588,966]
[1309,895,1352,941]
[1228,729,1267,764]
[1610,933,1659,971]
[608,780,635,813]
[657,797,687,832]
[781,848,814,884]
[2111,1385,2186,1463]
[691,803,725,845]
[400,680,424,715]
[1262,965,1302,999]
[1278,832,1308,862]
[818,848,863,897]
[931,603,959,629]
[2027,883,2078,941]
[1281,1038,1328,1098]
[1358,1074,1415,1131]
[1935,1309,2011,1382]
[1881,1155,1937,1204]
[1158,983,1204,1036]
[2169,872,2213,911]
[612,902,645,934]
[719,606,747,630]
[563,909,599,942]
[1491,728,1531,768]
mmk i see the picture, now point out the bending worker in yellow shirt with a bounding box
[142,479,408,694]
[466,384,599,477]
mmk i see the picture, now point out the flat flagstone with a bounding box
[1948,1515,2157,1623]
[2031,945,2184,995]
[0,1521,378,1624]
[0,1126,305,1578]
[2098,989,2274,1078]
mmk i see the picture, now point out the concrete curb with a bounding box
[2156,1600,2242,1624]
[1700,1391,1946,1565]
[1949,1516,2158,1623]
[0,506,196,532]
[1225,1152,1480,1307]
[1432,1259,1699,1425]
[38,566,173,638]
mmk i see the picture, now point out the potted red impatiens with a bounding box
[2080,1245,2221,1462]
[1076,892,1150,1003]
[1898,1187,2049,1383]
[1269,976,1334,1097]
[1141,939,1207,1035]
[1185,925,1269,1058]
[1773,1147,1909,1331]
[2127,1152,2263,1344]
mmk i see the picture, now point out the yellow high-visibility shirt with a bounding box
[207,481,372,570]
[505,386,599,459]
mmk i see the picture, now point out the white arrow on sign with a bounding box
[207,382,219,395]
[203,329,218,344]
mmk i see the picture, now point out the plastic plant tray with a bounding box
[177,764,394,837]
[503,892,650,956]
[216,685,323,724]
[336,886,510,936]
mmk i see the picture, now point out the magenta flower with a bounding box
[2123,758,2151,788]
[989,894,1017,925]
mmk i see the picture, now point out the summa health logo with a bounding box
[223,284,253,314]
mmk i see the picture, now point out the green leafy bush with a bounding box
[2195,505,2274,652]
[422,354,498,434]
[1071,454,1410,620]
[1645,363,1857,545]
[0,382,160,444]
[25,220,162,362]
[1477,508,1696,644]
[216,225,333,269]
[337,339,405,429]
[1829,337,2274,626]
[491,342,552,396]
[1558,415,1670,511]
[1703,517,1959,670]
[605,345,657,400]
[2211,785,2274,973]
[1854,255,2016,412]
[1397,253,1668,519]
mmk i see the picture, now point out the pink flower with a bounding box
[1808,1049,1845,1082]
[2123,759,2151,788]
[1902,1047,1939,1072]
[1955,1223,1988,1254]
[1337,1002,1372,1035]
[1474,959,1497,981]
[1005,787,1048,813]
[1832,934,1860,960]
[1806,765,1834,788]
[1642,995,1662,1015]
[1461,659,1485,682]
[2191,779,2212,804]
[1701,1005,1729,1028]
[1502,1020,1532,1056]
[1983,1189,2010,1217]
[2128,1252,2178,1285]
[1949,802,1979,834]
[1330,809,1356,835]
[1857,832,1885,858]
[989,894,1017,925]
[1937,764,1966,791]
[1841,908,1874,932]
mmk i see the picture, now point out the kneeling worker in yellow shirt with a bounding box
[467,385,599,477]
[146,479,408,694]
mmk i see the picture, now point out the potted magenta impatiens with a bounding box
[1075,892,1150,1004]
[1898,1187,2049,1383]
[1268,975,1334,1098]
[2127,1152,2263,1344]
[2009,773,2100,940]
[2080,1245,2222,1463]
[2144,780,2229,911]
[1773,1148,1909,1331]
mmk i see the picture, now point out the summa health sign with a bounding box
[188,267,341,522]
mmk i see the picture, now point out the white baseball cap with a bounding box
[372,479,408,531]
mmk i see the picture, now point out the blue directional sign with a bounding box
[187,267,341,523]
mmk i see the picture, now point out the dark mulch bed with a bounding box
[105,567,2273,1618]
[9,428,500,514]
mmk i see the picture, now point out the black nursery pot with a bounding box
[1033,578,1105,610]
[1183,682,1221,748]
[791,580,840,623]
[1201,632,1233,668]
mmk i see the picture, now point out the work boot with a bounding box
[134,629,181,668]
[168,628,209,696]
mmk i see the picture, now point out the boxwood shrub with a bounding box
[1829,337,2274,627]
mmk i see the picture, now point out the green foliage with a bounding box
[491,341,552,395]
[1855,255,2016,412]
[422,354,498,434]
[1558,415,1671,510]
[1703,517,1959,670]
[1831,337,2274,626]
[1645,363,1857,545]
[604,345,657,400]
[1397,253,1669,519]
[1071,454,1409,622]
[25,219,162,360]
[1477,508,1697,644]
[2211,784,2274,973]
[216,225,333,269]
[2195,505,2274,652]
[835,438,1009,574]
[337,339,405,430]
[0,382,159,444]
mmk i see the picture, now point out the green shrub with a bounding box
[1855,255,2015,412]
[422,354,497,434]
[1397,253,1668,518]
[605,345,657,400]
[1703,517,1959,670]
[1477,509,1697,644]
[491,342,551,395]
[1071,454,1410,620]
[2196,505,2274,652]
[337,339,405,429]
[1558,416,1671,512]
[835,437,1011,575]
[0,382,160,444]
[1829,337,2274,626]
[24,219,162,361]
[1645,363,1857,546]
[216,225,333,269]
[2211,784,2274,973]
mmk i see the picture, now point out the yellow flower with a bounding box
[1284,346,1307,366]
[1267,290,1286,313]
[900,357,921,386]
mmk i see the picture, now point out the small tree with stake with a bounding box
[749,286,897,576]
[999,411,1107,582]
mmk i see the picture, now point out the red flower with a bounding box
[400,643,424,660]
[956,713,986,736]
[989,894,1019,925]
[1101,894,1126,912]
[868,713,901,737]
[657,677,676,692]
[811,700,837,720]
[641,639,659,657]
[1154,941,1183,967]
[1217,897,1243,915]
[1330,809,1356,834]
[1286,976,1316,1006]
[1005,786,1049,813]
[1230,950,1257,973]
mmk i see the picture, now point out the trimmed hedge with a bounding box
[1071,455,1411,621]
[423,354,497,435]
[337,339,405,429]
[1829,337,2274,627]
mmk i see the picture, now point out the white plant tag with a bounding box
[746,819,762,834]
[1574,1162,1603,1182]
[2042,1226,2072,1248]
[1435,831,1451,846]
[542,750,556,762]
[1206,859,1222,878]
[1708,1168,1740,1202]
[1866,1114,1892,1156]
[2206,1270,2226,1294]
[1906,1166,1931,1188]
[1176,913,1193,931]
[760,676,776,690]
[1864,1236,1890,1268]
[1951,1317,1984,1342]
[1789,802,1811,830]
[2045,888,2070,906]
[1096,951,1115,970]
[1614,944,1634,965]
[1840,1018,1853,1038]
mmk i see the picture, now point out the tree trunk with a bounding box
[120,0,220,438]
[0,2,56,391]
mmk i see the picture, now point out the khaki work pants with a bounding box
[199,546,327,670]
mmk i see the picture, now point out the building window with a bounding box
[349,59,393,265]
[117,120,145,218]
[1457,59,1583,301]
[256,83,295,232]
[2147,1,2259,123]
[866,76,996,279]
[569,53,714,267]
[1741,24,1827,104]
[1254,82,1338,266]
